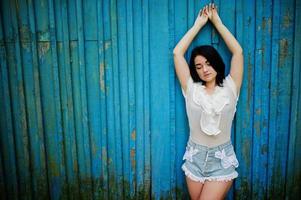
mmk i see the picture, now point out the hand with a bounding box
[194,6,209,27]
[207,3,222,25]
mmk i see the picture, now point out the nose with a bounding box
[203,65,208,72]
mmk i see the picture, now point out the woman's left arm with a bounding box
[207,3,244,91]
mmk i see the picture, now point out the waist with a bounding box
[188,136,232,151]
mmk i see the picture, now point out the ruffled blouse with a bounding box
[182,75,239,147]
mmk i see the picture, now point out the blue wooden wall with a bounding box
[0,0,300,199]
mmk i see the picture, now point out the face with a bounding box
[194,55,217,83]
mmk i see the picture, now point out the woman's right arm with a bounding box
[173,6,209,92]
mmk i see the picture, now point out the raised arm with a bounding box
[207,3,244,92]
[173,6,209,92]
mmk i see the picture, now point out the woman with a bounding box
[173,3,243,200]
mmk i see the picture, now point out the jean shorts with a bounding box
[181,138,239,183]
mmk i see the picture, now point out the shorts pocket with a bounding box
[182,145,199,162]
[214,147,239,169]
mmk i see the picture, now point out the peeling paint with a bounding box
[104,40,111,50]
[99,63,105,93]
[242,140,251,167]
[131,129,136,140]
[19,25,31,42]
[262,17,272,34]
[130,148,136,171]
[38,42,50,59]
[102,147,107,163]
[283,9,292,28]
[279,38,289,67]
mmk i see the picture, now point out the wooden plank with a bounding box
[103,0,118,199]
[74,0,93,199]
[34,0,50,41]
[235,0,255,198]
[115,0,129,199]
[267,0,281,198]
[285,0,301,197]
[110,0,123,199]
[83,0,97,41]
[149,0,171,198]
[0,10,19,199]
[252,0,272,199]
[27,0,49,198]
[8,0,33,198]
[142,0,152,199]
[174,0,190,198]
[217,0,235,74]
[55,0,80,199]
[269,0,295,198]
[168,0,176,198]
[132,0,147,198]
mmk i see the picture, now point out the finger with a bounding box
[209,3,212,9]
[212,3,215,9]
[203,6,207,15]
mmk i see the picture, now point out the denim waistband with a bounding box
[188,137,232,152]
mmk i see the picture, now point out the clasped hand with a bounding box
[194,3,222,27]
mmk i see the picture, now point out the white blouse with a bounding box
[182,75,239,147]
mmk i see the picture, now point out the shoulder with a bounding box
[223,74,239,100]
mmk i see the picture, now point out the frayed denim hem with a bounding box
[182,164,238,183]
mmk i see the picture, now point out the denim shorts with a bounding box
[181,138,239,183]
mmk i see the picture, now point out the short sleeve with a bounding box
[225,75,239,100]
[181,76,193,98]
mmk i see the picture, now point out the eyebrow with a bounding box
[195,61,210,66]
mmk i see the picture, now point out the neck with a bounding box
[205,80,216,89]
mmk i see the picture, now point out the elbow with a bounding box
[173,49,183,57]
[233,47,243,55]
[173,46,185,56]
[173,48,179,56]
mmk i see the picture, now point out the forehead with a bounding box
[194,55,207,63]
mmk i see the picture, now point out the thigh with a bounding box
[186,176,204,200]
[199,180,233,200]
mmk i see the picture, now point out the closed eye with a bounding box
[195,64,203,69]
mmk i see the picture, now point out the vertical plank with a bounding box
[74,0,93,198]
[149,0,171,198]
[116,0,129,199]
[235,0,255,198]
[252,0,272,199]
[286,0,301,197]
[82,0,100,198]
[168,0,176,198]
[103,0,118,199]
[55,0,80,198]
[18,0,49,198]
[133,0,146,198]
[269,0,295,198]
[267,0,281,199]
[0,2,19,199]
[142,0,152,199]
[194,0,211,45]
[96,0,109,199]
[125,0,137,198]
[7,0,32,198]
[217,0,235,74]
[174,0,190,198]
[110,0,123,198]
